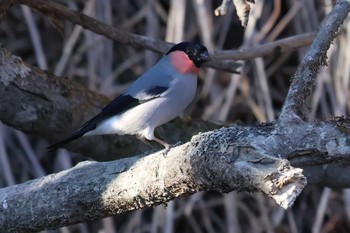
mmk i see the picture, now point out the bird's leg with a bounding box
[152,137,172,156]
[153,137,171,149]
[138,135,152,147]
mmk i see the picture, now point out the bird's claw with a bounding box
[162,146,171,157]
[162,141,182,158]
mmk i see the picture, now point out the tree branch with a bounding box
[278,0,350,122]
[2,119,350,232]
[0,124,307,232]
[212,32,316,60]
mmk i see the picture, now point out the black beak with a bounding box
[200,51,210,63]
[194,51,210,67]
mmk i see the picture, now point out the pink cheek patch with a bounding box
[170,51,199,75]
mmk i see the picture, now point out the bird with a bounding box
[47,42,210,152]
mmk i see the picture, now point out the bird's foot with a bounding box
[162,146,171,157]
[162,141,182,158]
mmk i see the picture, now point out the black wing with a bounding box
[143,86,168,97]
[79,94,140,130]
[81,85,169,128]
[47,94,139,152]
[47,86,168,151]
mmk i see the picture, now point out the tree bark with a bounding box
[1,120,350,232]
[1,125,307,232]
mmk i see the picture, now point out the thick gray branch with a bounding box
[0,124,309,232]
[279,0,350,122]
[2,119,350,232]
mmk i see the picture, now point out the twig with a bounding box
[255,0,281,42]
[54,0,96,76]
[224,193,242,233]
[257,194,274,233]
[0,125,16,186]
[266,0,303,42]
[14,130,46,177]
[20,5,48,70]
[312,187,331,233]
[164,201,175,233]
[254,57,274,121]
[213,32,315,60]
[287,209,299,233]
[165,0,185,42]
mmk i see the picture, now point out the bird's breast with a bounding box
[170,51,199,75]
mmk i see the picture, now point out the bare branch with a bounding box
[0,124,308,232]
[212,32,315,60]
[279,0,350,122]
[2,117,350,232]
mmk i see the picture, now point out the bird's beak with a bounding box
[198,51,210,64]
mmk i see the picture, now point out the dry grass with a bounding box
[0,0,350,232]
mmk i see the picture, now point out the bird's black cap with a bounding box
[166,42,210,67]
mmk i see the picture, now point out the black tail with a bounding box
[47,130,86,152]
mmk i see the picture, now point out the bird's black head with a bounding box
[166,42,210,68]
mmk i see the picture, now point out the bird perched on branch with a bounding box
[48,42,210,152]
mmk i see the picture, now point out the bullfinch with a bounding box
[48,42,210,151]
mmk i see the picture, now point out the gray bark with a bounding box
[1,126,307,232]
[1,120,350,232]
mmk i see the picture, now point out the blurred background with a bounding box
[1,0,350,232]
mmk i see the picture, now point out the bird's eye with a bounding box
[186,49,194,55]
